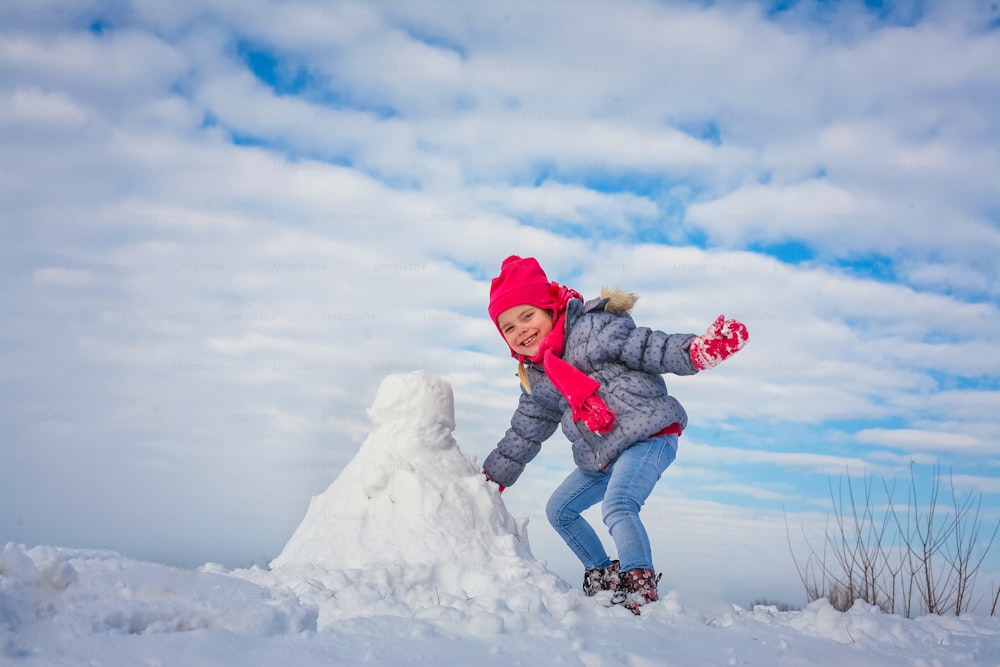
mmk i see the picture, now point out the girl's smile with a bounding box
[497,305,554,358]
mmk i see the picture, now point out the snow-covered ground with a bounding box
[3,372,998,666]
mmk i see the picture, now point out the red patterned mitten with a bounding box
[689,315,749,370]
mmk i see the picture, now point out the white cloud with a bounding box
[856,428,986,453]
[476,181,659,230]
[0,27,189,109]
[1,87,90,125]
[681,441,885,478]
[900,260,999,297]
[32,267,96,286]
[950,474,1000,496]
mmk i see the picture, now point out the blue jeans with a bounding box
[545,435,677,574]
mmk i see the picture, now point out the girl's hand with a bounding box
[482,470,505,494]
[689,315,749,370]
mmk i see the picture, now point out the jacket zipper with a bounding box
[575,420,602,467]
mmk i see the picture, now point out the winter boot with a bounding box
[582,560,621,597]
[620,568,662,615]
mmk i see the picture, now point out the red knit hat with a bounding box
[487,255,559,325]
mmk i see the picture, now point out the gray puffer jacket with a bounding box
[483,289,700,488]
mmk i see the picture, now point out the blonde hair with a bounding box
[517,360,532,394]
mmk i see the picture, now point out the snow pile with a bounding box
[718,598,970,649]
[272,370,530,569]
[261,370,574,631]
[0,543,314,659]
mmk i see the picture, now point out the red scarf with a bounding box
[522,287,617,435]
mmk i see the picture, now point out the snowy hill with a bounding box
[2,371,999,666]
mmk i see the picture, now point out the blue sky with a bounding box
[2,0,999,607]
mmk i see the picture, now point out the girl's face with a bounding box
[497,305,554,358]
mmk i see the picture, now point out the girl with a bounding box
[482,255,748,614]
